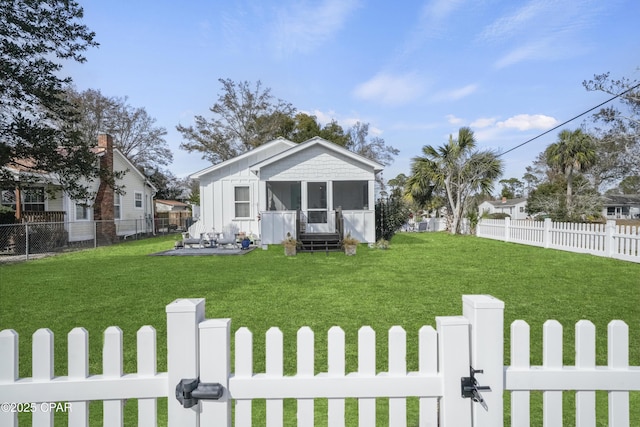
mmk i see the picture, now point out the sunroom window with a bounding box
[333,181,368,210]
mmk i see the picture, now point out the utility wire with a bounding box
[497,81,640,157]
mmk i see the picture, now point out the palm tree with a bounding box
[407,127,503,234]
[545,129,596,217]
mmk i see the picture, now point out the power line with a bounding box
[497,81,640,157]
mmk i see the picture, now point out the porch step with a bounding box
[298,232,341,253]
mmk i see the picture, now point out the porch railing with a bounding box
[20,211,66,223]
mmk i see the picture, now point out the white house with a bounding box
[478,197,528,220]
[1,134,156,242]
[602,194,640,219]
[189,136,384,245]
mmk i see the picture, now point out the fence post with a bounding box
[543,218,552,248]
[25,223,29,260]
[603,220,616,258]
[504,217,510,242]
[166,298,206,426]
[436,315,472,427]
[199,318,232,426]
[94,221,97,248]
[463,295,504,427]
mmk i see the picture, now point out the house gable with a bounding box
[189,138,297,181]
[251,136,383,180]
[258,144,376,181]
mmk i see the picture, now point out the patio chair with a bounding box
[217,224,239,249]
[181,232,205,248]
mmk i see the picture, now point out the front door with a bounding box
[306,182,331,233]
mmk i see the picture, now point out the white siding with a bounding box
[260,146,374,181]
[113,151,154,221]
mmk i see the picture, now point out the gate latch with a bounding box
[175,378,224,408]
[461,367,491,410]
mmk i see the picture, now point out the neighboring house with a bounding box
[189,136,383,244]
[602,194,640,219]
[155,199,191,231]
[478,197,528,220]
[1,134,156,242]
[155,199,190,213]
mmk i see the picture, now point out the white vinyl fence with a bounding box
[477,218,640,263]
[1,295,638,426]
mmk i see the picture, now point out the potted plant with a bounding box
[342,232,359,256]
[282,232,297,256]
[375,238,390,250]
[241,235,251,250]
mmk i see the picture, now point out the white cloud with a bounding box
[479,0,549,42]
[273,0,361,55]
[470,117,497,128]
[432,84,478,102]
[480,0,605,67]
[446,114,464,125]
[353,72,425,106]
[496,114,558,131]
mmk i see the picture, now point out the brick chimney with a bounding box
[94,134,116,242]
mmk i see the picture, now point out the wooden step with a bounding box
[298,233,341,253]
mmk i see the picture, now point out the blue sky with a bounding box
[66,0,640,187]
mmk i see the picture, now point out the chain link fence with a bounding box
[0,217,194,263]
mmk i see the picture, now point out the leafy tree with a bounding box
[618,175,640,194]
[288,113,350,146]
[1,0,104,200]
[527,175,602,221]
[68,88,171,171]
[544,129,596,217]
[346,122,399,166]
[499,177,524,199]
[408,127,503,234]
[177,79,296,164]
[147,169,185,200]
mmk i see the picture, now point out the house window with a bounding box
[235,186,250,218]
[134,192,143,209]
[114,193,121,219]
[1,190,16,210]
[519,206,524,213]
[75,203,90,221]
[23,187,45,211]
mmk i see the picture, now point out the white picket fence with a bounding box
[0,295,638,426]
[477,218,640,263]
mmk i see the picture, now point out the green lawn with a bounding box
[1,232,638,426]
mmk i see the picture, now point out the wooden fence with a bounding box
[0,295,638,426]
[477,218,640,263]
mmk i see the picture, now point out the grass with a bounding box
[0,232,639,426]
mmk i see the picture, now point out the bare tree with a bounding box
[177,79,296,164]
[68,88,171,171]
[347,122,399,166]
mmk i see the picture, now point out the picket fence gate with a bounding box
[0,295,638,426]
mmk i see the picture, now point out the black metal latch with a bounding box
[461,367,491,410]
[175,378,224,408]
